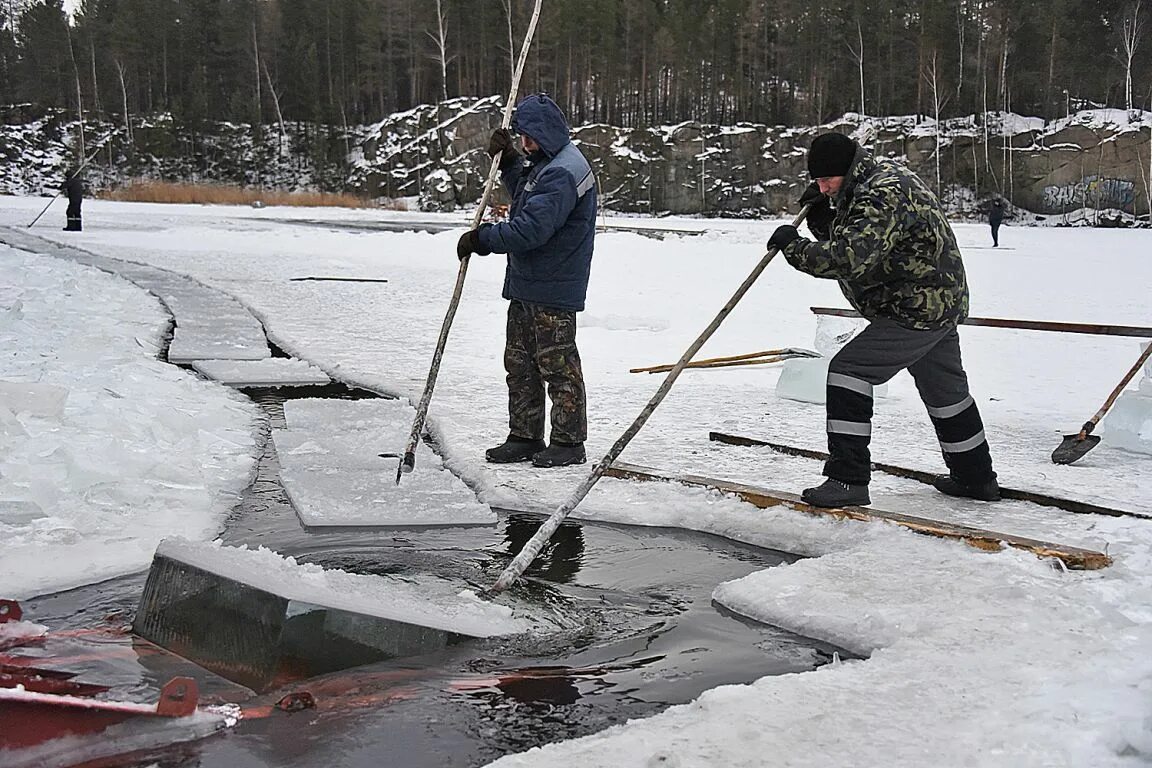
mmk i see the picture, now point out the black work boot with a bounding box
[801,478,871,508]
[485,436,546,464]
[933,475,1001,502]
[532,442,586,468]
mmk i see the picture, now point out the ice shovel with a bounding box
[1052,342,1152,465]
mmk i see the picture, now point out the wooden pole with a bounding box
[490,207,810,592]
[708,430,1151,521]
[629,347,817,374]
[1075,341,1152,439]
[26,195,59,230]
[810,306,1152,338]
[396,0,544,483]
[631,353,795,375]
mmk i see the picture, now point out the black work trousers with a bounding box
[823,318,995,486]
[65,197,82,231]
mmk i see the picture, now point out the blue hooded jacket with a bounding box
[476,94,597,312]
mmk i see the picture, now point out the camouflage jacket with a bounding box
[782,147,969,330]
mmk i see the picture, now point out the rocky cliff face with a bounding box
[350,99,1151,223]
[4,100,1148,224]
[0,107,350,200]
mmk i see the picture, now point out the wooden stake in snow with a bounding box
[396,0,544,484]
[490,206,812,593]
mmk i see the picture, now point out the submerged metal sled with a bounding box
[133,541,476,692]
[0,631,229,768]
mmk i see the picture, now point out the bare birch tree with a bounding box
[252,19,262,125]
[427,0,450,102]
[114,59,132,144]
[502,0,515,80]
[63,18,84,158]
[846,19,865,115]
[922,49,943,194]
[261,59,287,153]
[1118,1,1144,114]
[955,2,966,98]
[88,37,100,113]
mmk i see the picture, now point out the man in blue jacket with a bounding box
[457,94,597,468]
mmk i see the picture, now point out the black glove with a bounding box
[767,225,801,252]
[798,181,835,237]
[798,181,826,209]
[457,229,481,261]
[457,226,493,260]
[487,128,521,170]
[487,128,513,157]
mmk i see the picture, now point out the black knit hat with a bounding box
[807,133,858,178]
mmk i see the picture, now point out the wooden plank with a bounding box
[630,347,817,374]
[708,431,1151,521]
[631,353,801,375]
[810,306,1152,338]
[604,461,1112,570]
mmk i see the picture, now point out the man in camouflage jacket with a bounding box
[767,132,998,508]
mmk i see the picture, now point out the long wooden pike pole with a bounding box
[396,0,544,484]
[490,206,811,592]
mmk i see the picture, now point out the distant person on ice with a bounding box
[456,93,597,468]
[988,196,1006,246]
[62,168,84,231]
[766,132,999,508]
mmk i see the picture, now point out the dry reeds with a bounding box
[98,181,391,209]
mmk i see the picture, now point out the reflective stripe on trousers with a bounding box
[822,318,995,485]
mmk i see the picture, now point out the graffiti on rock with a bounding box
[1042,176,1135,212]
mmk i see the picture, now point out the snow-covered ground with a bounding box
[1,195,1150,766]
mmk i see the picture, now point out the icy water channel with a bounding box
[19,387,847,768]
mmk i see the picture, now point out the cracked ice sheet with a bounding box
[191,357,331,387]
[0,243,258,600]
[274,398,494,526]
[488,531,1152,768]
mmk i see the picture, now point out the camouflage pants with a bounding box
[504,300,587,445]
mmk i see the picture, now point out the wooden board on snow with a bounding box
[604,461,1112,570]
[708,430,1150,521]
